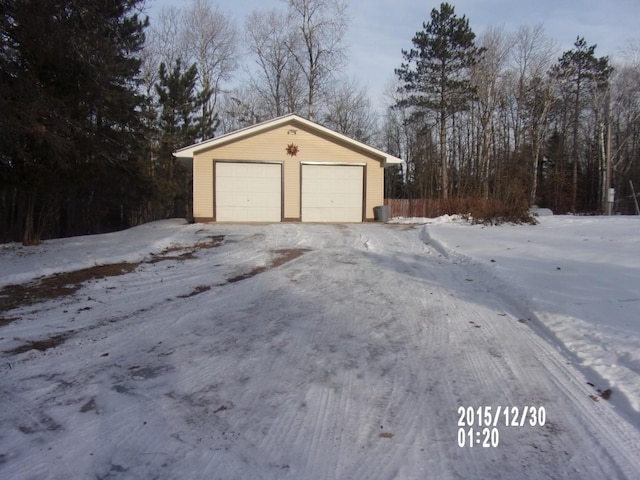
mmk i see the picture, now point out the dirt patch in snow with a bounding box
[150,235,225,262]
[0,317,20,327]
[228,248,311,283]
[0,262,140,316]
[0,235,225,322]
[177,285,212,298]
[5,331,74,355]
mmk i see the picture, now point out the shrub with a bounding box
[385,197,538,224]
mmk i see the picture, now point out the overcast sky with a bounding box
[148,0,640,111]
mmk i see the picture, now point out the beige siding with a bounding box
[366,164,383,219]
[193,156,213,220]
[284,158,300,219]
[193,121,385,221]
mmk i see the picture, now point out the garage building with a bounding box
[174,114,402,223]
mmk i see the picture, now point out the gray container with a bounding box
[374,205,389,222]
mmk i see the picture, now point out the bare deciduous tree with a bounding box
[620,38,640,69]
[142,7,185,97]
[509,25,556,204]
[471,27,512,198]
[323,78,378,143]
[284,0,348,121]
[217,88,264,133]
[246,9,305,117]
[145,1,238,141]
[182,0,239,140]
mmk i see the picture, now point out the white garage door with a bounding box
[216,162,282,222]
[302,164,364,222]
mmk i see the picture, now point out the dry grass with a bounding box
[386,198,537,225]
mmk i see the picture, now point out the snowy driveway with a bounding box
[1,222,639,479]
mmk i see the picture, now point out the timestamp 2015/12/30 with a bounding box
[457,406,547,448]
[458,405,547,428]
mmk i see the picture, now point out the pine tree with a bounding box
[395,2,483,199]
[156,60,200,154]
[154,59,210,218]
[551,37,612,212]
[0,0,149,243]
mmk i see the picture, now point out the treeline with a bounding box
[1,0,150,244]
[1,0,368,244]
[383,4,640,218]
[1,0,639,244]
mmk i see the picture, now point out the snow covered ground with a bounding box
[1,217,639,479]
[422,215,640,415]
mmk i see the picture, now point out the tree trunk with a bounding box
[571,76,581,212]
[22,192,40,246]
[440,110,448,199]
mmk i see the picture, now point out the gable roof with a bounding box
[173,114,402,166]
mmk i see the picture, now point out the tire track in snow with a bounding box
[300,384,340,478]
[422,224,640,478]
[515,318,640,478]
[338,225,455,479]
[346,224,636,479]
[259,226,420,479]
[4,223,640,479]
[217,238,363,478]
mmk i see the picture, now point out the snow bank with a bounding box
[425,215,640,414]
[0,219,193,287]
[530,206,554,217]
[387,214,463,225]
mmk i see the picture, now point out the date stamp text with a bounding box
[457,406,547,447]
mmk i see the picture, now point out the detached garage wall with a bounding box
[193,157,214,220]
[192,121,385,222]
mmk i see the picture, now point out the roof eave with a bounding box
[383,157,403,167]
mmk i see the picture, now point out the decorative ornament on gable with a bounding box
[286,143,299,157]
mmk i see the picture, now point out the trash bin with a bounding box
[374,205,389,222]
